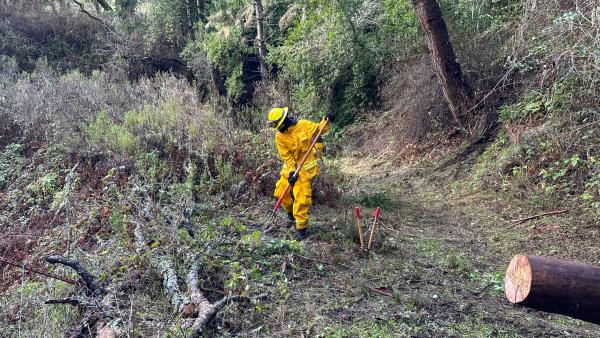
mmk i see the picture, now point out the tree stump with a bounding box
[505,254,600,324]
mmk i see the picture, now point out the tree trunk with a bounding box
[50,0,58,13]
[412,0,472,125]
[210,65,226,96]
[58,0,67,11]
[95,0,112,11]
[185,0,193,37]
[254,0,269,81]
[94,0,101,13]
[505,254,600,324]
[196,0,205,21]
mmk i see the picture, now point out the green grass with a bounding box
[359,190,396,210]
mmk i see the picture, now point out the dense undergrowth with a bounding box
[470,0,600,211]
[0,0,599,337]
[0,59,298,336]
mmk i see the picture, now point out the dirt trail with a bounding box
[266,155,600,337]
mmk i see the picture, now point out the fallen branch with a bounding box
[72,0,103,21]
[473,282,494,296]
[509,209,570,226]
[365,285,395,297]
[45,298,81,306]
[45,255,105,297]
[51,162,79,225]
[0,256,79,285]
[43,256,109,338]
[68,312,101,338]
[132,219,186,309]
[185,259,267,337]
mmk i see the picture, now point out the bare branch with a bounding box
[71,0,102,21]
[45,298,81,306]
[67,312,101,338]
[45,255,105,297]
[51,162,79,225]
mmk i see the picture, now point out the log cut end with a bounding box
[505,254,532,304]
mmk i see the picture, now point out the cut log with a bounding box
[505,254,600,324]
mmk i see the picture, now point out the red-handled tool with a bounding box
[368,207,380,250]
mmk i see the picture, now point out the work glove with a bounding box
[326,111,334,122]
[288,171,298,185]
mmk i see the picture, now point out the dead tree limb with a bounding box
[71,0,103,21]
[45,298,82,306]
[43,256,131,337]
[0,255,79,285]
[132,197,266,335]
[44,255,106,338]
[68,311,101,338]
[185,259,266,337]
[132,219,187,310]
[51,162,79,225]
[45,255,105,297]
[509,209,570,226]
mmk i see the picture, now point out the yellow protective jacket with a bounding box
[275,118,329,181]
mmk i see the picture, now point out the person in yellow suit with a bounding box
[267,107,331,240]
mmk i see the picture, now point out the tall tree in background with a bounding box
[58,0,67,11]
[95,0,113,11]
[412,0,472,125]
[254,0,268,81]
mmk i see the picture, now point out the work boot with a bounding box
[287,212,295,227]
[293,228,309,241]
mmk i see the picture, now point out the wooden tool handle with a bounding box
[368,207,380,250]
[355,207,365,250]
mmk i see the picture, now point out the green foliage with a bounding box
[359,190,395,210]
[189,23,251,103]
[539,153,599,208]
[0,143,23,190]
[86,98,204,158]
[146,0,193,44]
[181,1,258,104]
[116,0,138,17]
[375,0,424,58]
[498,84,572,124]
[442,0,521,33]
[269,0,378,124]
[87,111,140,155]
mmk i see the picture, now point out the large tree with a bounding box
[254,0,268,81]
[412,0,472,125]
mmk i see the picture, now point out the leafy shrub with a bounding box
[269,0,378,124]
[498,83,574,124]
[0,5,109,73]
[0,143,24,190]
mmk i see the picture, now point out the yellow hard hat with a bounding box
[266,107,288,129]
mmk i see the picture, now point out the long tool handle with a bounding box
[355,207,365,250]
[368,207,380,250]
[273,116,329,212]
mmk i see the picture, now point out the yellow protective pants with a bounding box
[274,176,312,230]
